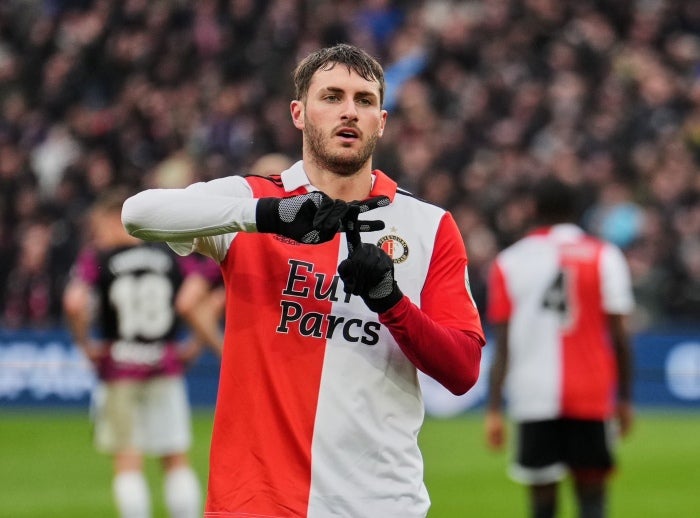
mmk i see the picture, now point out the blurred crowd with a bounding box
[0,0,698,331]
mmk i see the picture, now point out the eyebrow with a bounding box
[322,86,379,100]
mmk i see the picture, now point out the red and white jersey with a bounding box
[124,161,483,517]
[487,224,634,422]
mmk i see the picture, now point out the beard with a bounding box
[304,117,380,176]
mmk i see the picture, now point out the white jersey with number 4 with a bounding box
[487,224,634,422]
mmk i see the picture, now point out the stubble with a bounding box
[304,118,380,176]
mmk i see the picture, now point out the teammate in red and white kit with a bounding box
[485,177,635,518]
[63,188,221,518]
[122,44,485,517]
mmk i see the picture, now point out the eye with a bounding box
[324,94,340,102]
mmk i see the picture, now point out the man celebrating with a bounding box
[122,44,485,518]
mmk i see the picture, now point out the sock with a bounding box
[113,470,150,518]
[531,484,557,518]
[578,486,606,518]
[164,466,202,518]
[533,500,556,518]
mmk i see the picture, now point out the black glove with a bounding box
[338,243,404,313]
[256,192,388,244]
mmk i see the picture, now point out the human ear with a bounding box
[378,109,388,137]
[290,100,304,130]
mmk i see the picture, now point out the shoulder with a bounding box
[243,173,284,188]
[242,174,288,197]
[393,186,447,216]
[70,247,101,283]
[498,233,539,259]
[186,174,253,196]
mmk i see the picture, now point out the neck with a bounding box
[304,161,373,201]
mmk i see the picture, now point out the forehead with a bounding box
[307,63,381,97]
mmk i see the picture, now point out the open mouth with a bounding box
[336,128,359,139]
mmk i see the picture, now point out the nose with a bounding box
[340,99,358,121]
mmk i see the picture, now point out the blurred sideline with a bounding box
[2,327,698,415]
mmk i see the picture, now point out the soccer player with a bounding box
[176,253,225,358]
[484,177,635,518]
[121,44,485,517]
[63,188,218,518]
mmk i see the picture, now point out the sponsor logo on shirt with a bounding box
[276,259,381,345]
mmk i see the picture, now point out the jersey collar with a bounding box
[280,161,313,193]
[280,160,397,201]
[528,223,584,237]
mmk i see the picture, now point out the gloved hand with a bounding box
[256,192,388,244]
[338,242,404,313]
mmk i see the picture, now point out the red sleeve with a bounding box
[379,212,485,395]
[379,297,484,395]
[420,212,484,335]
[486,260,511,324]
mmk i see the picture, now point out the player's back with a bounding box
[90,242,185,379]
[96,243,183,342]
[501,224,606,331]
[492,223,618,420]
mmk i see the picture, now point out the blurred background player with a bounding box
[484,176,635,518]
[176,253,225,357]
[62,187,220,518]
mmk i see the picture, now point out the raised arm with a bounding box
[122,177,388,247]
[338,212,485,395]
[121,178,259,242]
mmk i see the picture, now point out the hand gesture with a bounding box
[338,241,403,313]
[256,192,388,244]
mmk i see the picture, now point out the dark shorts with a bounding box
[510,418,615,485]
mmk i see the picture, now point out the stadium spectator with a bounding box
[484,177,635,518]
[0,1,697,329]
[1,217,61,328]
[121,43,485,517]
[62,188,221,518]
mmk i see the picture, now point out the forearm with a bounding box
[62,283,92,350]
[182,304,224,356]
[486,323,509,412]
[121,188,259,242]
[608,314,634,402]
[66,312,91,351]
[379,297,484,395]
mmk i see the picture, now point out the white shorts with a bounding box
[91,376,192,455]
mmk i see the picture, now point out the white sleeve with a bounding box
[600,243,635,315]
[121,175,258,262]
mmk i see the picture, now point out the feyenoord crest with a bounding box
[377,234,409,264]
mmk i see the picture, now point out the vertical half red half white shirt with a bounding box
[487,224,634,422]
[132,161,485,517]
